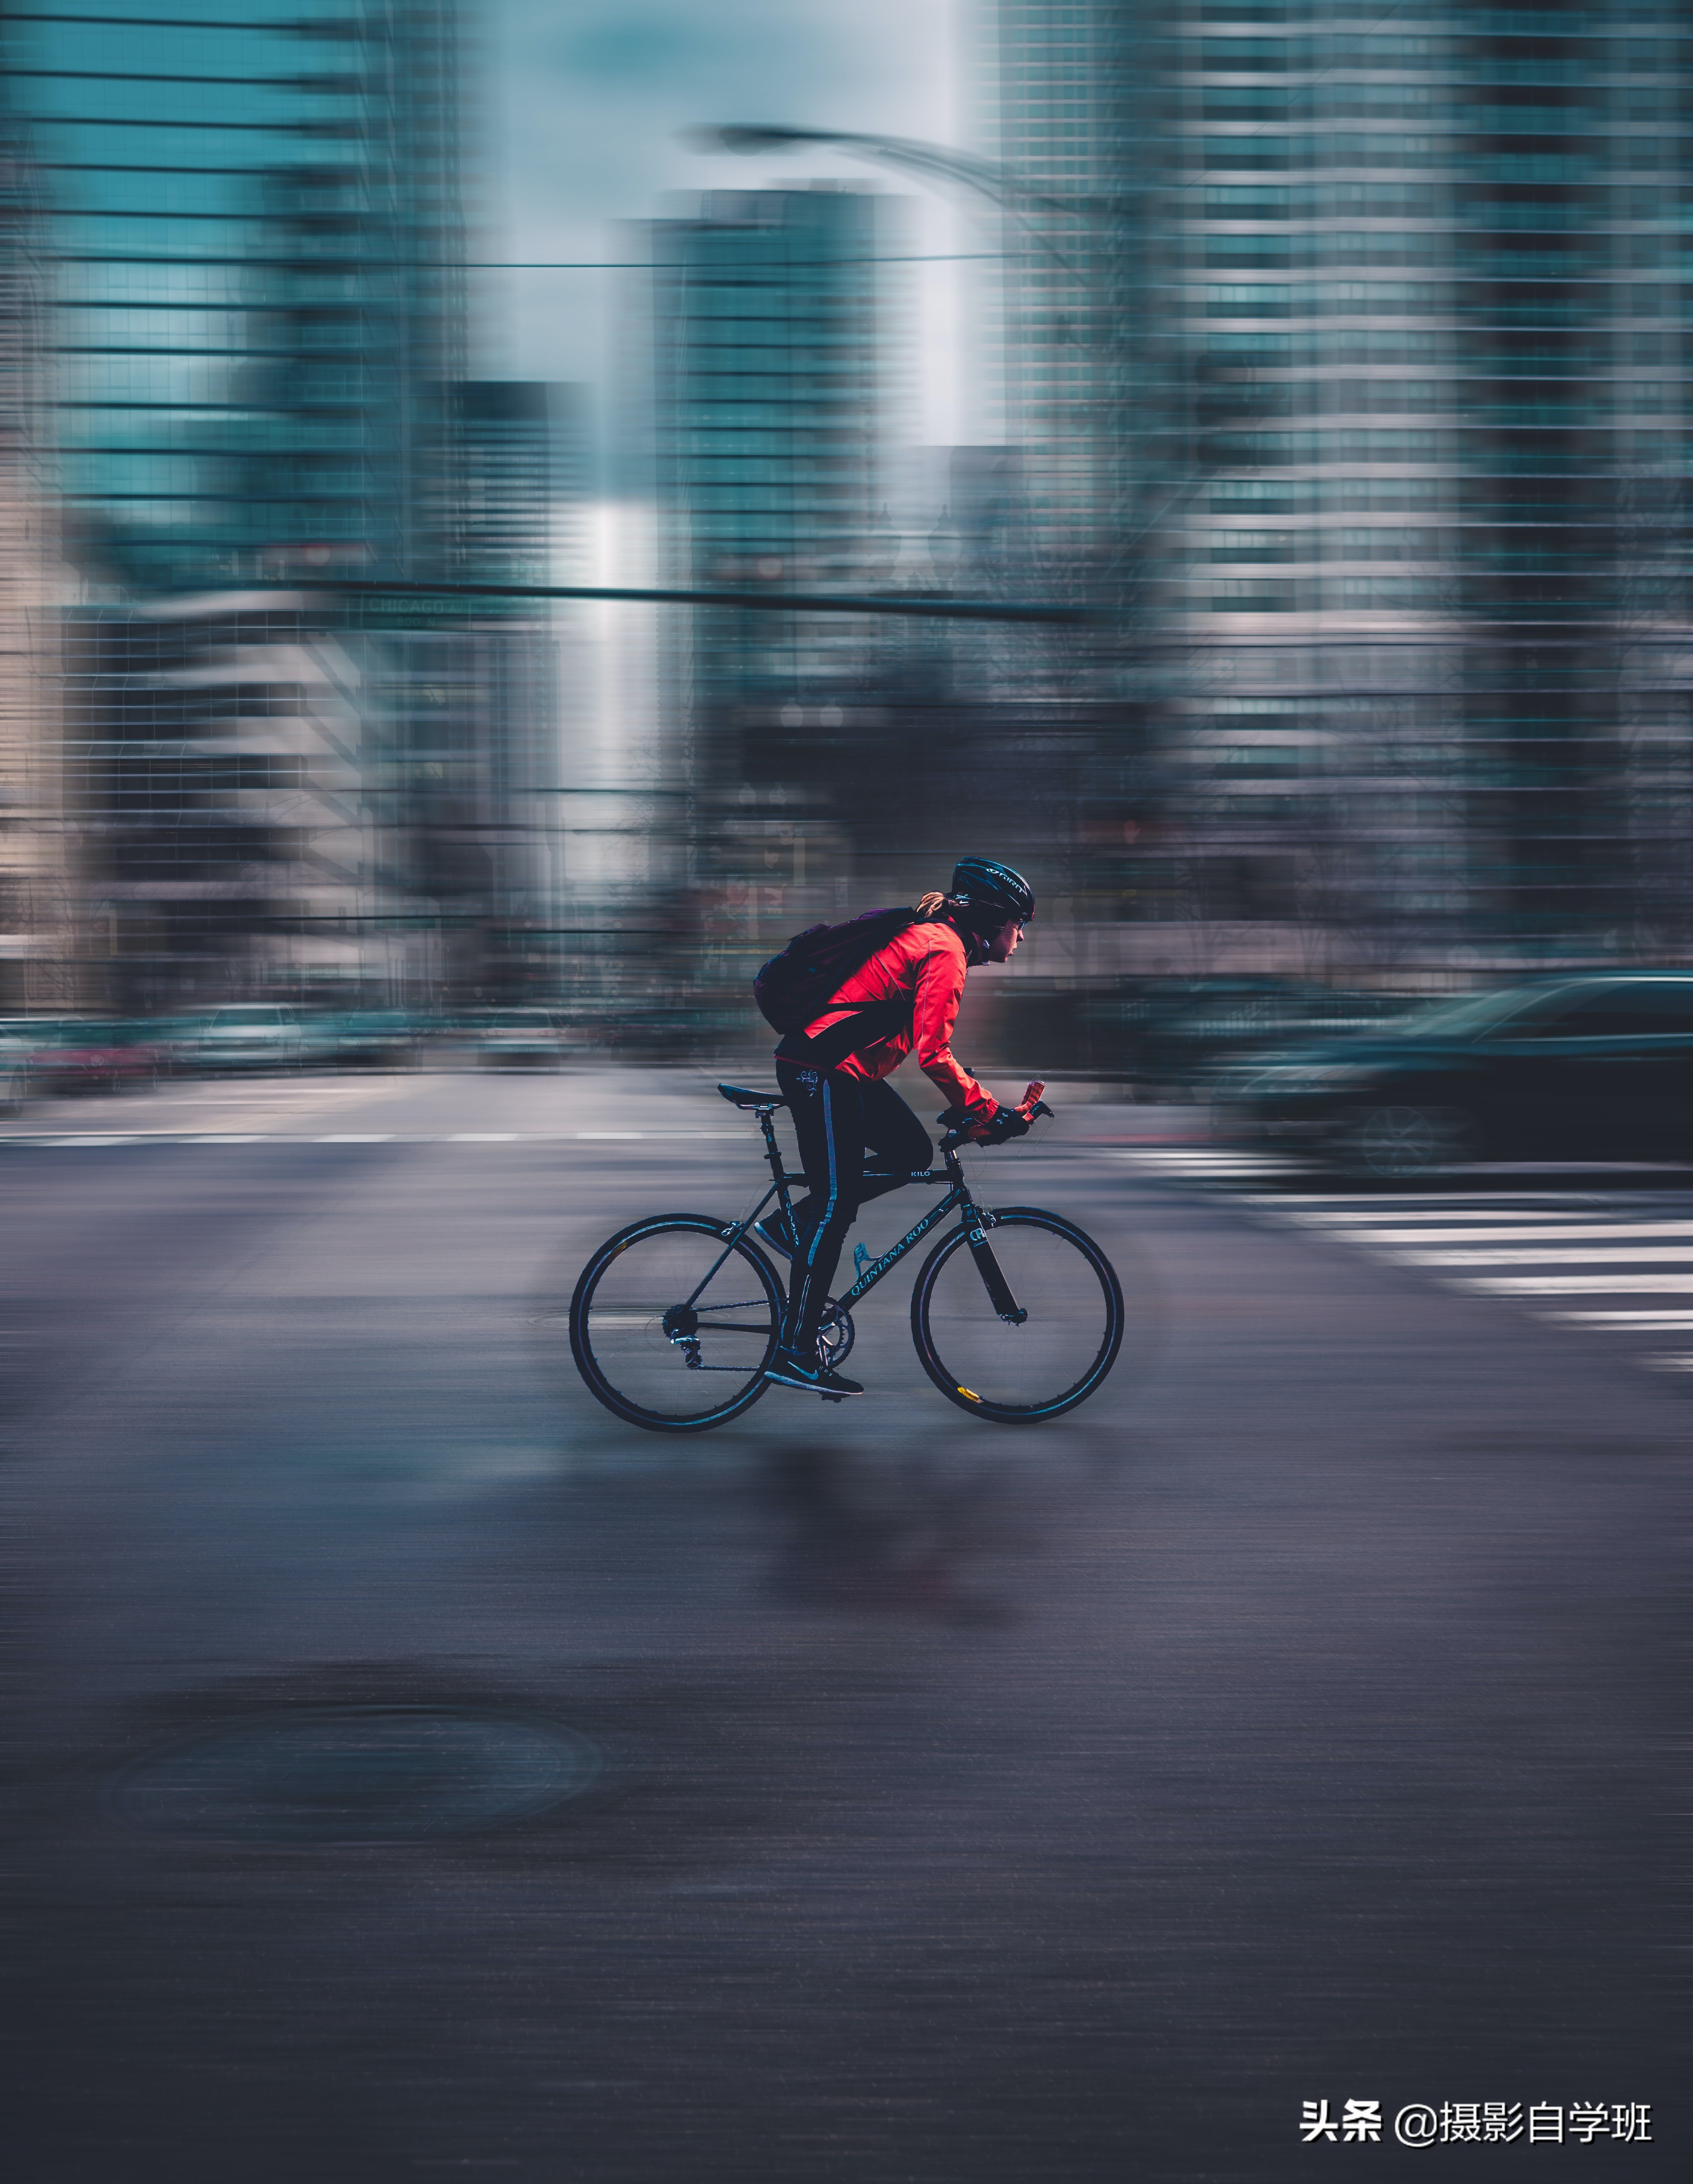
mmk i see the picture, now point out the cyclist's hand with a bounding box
[936,1102,1016,1141]
[968,1102,1031,1145]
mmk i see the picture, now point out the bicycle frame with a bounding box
[682,1098,1029,1327]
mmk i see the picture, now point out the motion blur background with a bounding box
[7,14,1689,2177]
[0,0,1689,1081]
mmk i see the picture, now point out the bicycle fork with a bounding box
[962,1210,1029,1326]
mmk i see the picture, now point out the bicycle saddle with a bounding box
[717,1082,788,1110]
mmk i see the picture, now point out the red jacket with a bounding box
[800,919,995,1119]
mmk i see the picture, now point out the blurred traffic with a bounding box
[1213,972,1693,1178]
[12,970,1693,1203]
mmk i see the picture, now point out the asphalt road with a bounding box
[5,1068,1683,2182]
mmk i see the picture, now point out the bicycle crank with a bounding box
[816,1301,856,1370]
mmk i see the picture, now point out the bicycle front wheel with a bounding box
[570,1215,783,1432]
[911,1207,1124,1423]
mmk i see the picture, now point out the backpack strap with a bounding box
[775,994,910,1071]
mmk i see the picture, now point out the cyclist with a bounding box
[761,855,1038,1397]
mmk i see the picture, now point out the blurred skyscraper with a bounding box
[982,0,1692,978]
[977,1,1115,573]
[0,1,570,1010]
[457,381,568,592]
[3,0,464,592]
[453,380,576,995]
[647,187,909,966]
[0,130,73,1010]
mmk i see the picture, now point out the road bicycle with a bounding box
[569,1080,1125,1432]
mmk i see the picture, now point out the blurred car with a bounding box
[322,1009,429,1070]
[22,1018,182,1095]
[475,1007,574,1069]
[183,1003,317,1074]
[1214,972,1693,1175]
[0,1018,43,1106]
[1084,976,1421,1091]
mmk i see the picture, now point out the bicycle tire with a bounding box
[569,1214,784,1433]
[910,1206,1125,1424]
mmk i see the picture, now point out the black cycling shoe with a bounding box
[754,1212,797,1262]
[762,1349,863,1397]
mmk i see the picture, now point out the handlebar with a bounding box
[937,1080,1053,1153]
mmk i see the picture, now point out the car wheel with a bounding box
[1337,1101,1481,1180]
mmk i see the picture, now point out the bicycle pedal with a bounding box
[820,1393,847,1404]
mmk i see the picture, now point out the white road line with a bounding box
[1276,1214,1651,1231]
[1388,1245,1693,1267]
[574,1129,744,1140]
[1241,1191,1623,1208]
[1121,1154,1292,1176]
[1302,1222,1693,1243]
[1543,1311,1693,1327]
[1455,1273,1693,1294]
[1125,1149,1266,1163]
[0,1129,746,1145]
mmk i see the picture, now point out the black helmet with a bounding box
[949,856,1035,929]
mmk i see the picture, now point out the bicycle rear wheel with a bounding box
[570,1215,783,1432]
[910,1207,1124,1423]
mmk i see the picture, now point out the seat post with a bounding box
[758,1106,782,1180]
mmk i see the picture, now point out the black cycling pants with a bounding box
[774,1059,934,1354]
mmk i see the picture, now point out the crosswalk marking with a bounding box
[1123,1146,1693,1380]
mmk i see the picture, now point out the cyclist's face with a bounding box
[987,915,1024,963]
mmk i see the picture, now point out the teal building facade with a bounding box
[0,2,562,1013]
[2,0,465,594]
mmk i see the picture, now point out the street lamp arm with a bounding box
[691,124,1132,218]
[687,123,1125,282]
[689,124,1076,216]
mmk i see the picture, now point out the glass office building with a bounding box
[984,1,1693,972]
[978,0,1118,571]
[0,3,531,1011]
[651,189,895,636]
[648,188,906,926]
[0,125,74,1009]
[2,0,465,594]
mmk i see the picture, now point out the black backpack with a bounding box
[754,905,921,1066]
